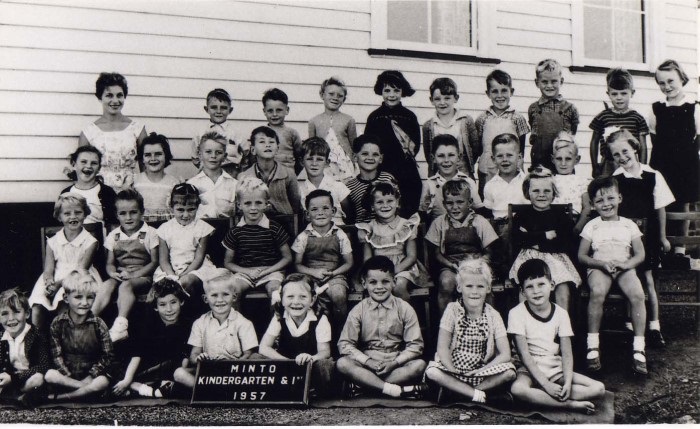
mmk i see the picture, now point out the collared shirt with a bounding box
[297,171,350,224]
[188,310,258,359]
[48,227,98,282]
[483,171,528,219]
[104,222,158,252]
[647,94,700,134]
[613,164,675,210]
[475,107,530,173]
[187,170,238,218]
[263,311,331,343]
[191,121,248,166]
[419,171,483,219]
[424,212,498,253]
[291,223,352,255]
[429,109,472,141]
[580,216,642,261]
[2,324,31,371]
[156,218,214,274]
[267,124,302,169]
[49,311,113,378]
[528,94,579,136]
[338,295,423,365]
[222,215,290,267]
[239,162,302,214]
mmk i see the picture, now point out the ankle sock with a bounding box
[633,336,646,361]
[587,334,600,358]
[649,320,660,331]
[472,389,486,403]
[137,385,154,397]
[382,383,401,398]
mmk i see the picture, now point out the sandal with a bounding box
[400,382,430,399]
[155,380,175,398]
[586,348,601,372]
[632,351,648,375]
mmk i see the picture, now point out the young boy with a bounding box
[578,177,648,374]
[0,289,49,406]
[528,59,579,171]
[589,68,649,178]
[508,259,605,413]
[262,88,302,171]
[292,189,354,329]
[344,134,397,224]
[191,88,248,177]
[239,126,302,215]
[92,189,159,342]
[297,137,352,225]
[223,177,293,305]
[187,132,238,218]
[425,180,499,314]
[419,134,484,224]
[421,77,478,178]
[173,273,258,389]
[337,256,427,399]
[475,69,530,198]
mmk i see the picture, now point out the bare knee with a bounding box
[439,273,456,294]
[593,380,606,398]
[327,284,347,305]
[173,367,190,384]
[404,359,427,375]
[504,369,517,382]
[44,369,61,384]
[336,357,357,375]
[265,281,281,296]
[88,376,109,393]
[118,279,136,292]
[424,366,442,381]
[23,373,44,390]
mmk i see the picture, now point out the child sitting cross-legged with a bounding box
[425,258,516,404]
[337,256,428,399]
[174,273,258,389]
[508,259,605,414]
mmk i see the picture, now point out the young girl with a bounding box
[61,145,118,226]
[187,131,238,219]
[44,270,113,402]
[28,194,101,329]
[508,168,581,312]
[259,274,335,397]
[133,133,181,222]
[356,182,431,301]
[425,258,515,404]
[649,60,700,257]
[550,132,592,233]
[78,72,147,191]
[364,70,422,217]
[308,76,357,181]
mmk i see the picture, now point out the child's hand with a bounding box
[295,353,314,365]
[559,380,572,401]
[112,379,131,396]
[661,237,671,253]
[43,273,55,288]
[308,268,327,280]
[604,262,618,276]
[376,360,399,376]
[109,271,126,281]
[195,353,210,363]
[545,230,557,240]
[0,372,11,387]
[364,358,382,373]
[543,380,562,399]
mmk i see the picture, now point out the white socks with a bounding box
[633,336,646,361]
[649,320,661,331]
[382,382,401,398]
[472,389,486,403]
[587,333,600,359]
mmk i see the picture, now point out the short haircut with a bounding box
[115,188,145,213]
[198,131,228,154]
[429,77,458,98]
[552,131,578,156]
[95,72,128,99]
[352,134,383,154]
[262,88,289,106]
[369,181,400,204]
[235,176,270,201]
[535,58,562,79]
[69,145,102,165]
[138,132,173,168]
[250,126,280,146]
[299,137,330,160]
[204,272,237,297]
[456,257,493,288]
[602,128,641,160]
[442,179,472,201]
[320,76,348,96]
[656,59,689,86]
[0,288,29,313]
[206,88,231,105]
[486,69,513,89]
[170,183,201,207]
[606,68,634,90]
[54,193,91,221]
[360,255,395,279]
[491,133,520,153]
[274,273,322,320]
[522,170,557,200]
[431,134,460,155]
[517,258,552,286]
[305,189,334,210]
[62,269,99,295]
[150,278,187,307]
[587,176,619,200]
[373,70,415,97]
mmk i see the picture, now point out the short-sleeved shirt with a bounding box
[589,109,649,159]
[483,171,528,219]
[425,212,498,254]
[297,171,351,224]
[191,121,248,166]
[156,218,214,274]
[440,301,506,338]
[187,171,238,218]
[647,95,700,134]
[222,215,290,267]
[528,95,580,136]
[419,172,483,219]
[104,222,159,252]
[612,164,675,210]
[475,107,530,172]
[188,310,258,359]
[344,172,397,223]
[580,216,642,261]
[291,223,353,255]
[553,174,590,214]
[66,184,103,225]
[263,311,332,344]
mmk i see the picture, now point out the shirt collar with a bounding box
[431,108,468,126]
[205,309,238,323]
[255,161,288,181]
[368,295,397,310]
[192,170,235,183]
[537,94,563,105]
[237,214,270,229]
[428,171,471,183]
[54,228,90,247]
[282,309,318,323]
[1,323,30,343]
[446,211,475,227]
[492,170,526,184]
[487,106,515,116]
[613,163,652,178]
[118,222,149,239]
[304,222,339,237]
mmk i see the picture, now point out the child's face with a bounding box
[457,273,490,308]
[65,290,95,318]
[528,177,554,211]
[434,144,459,178]
[303,153,329,179]
[172,202,198,226]
[372,191,398,221]
[143,143,167,174]
[100,85,125,115]
[535,70,563,99]
[655,69,683,100]
[116,199,143,234]
[492,142,521,176]
[238,190,268,224]
[251,132,278,160]
[592,187,621,220]
[306,196,335,229]
[430,89,457,117]
[199,139,226,172]
[204,97,233,125]
[355,143,383,173]
[155,293,182,326]
[363,269,395,303]
[59,203,86,232]
[552,146,579,175]
[204,281,236,317]
[73,152,100,184]
[0,305,28,338]
[444,190,472,222]
[281,281,314,320]
[486,80,513,112]
[321,85,346,112]
[521,276,553,308]
[263,100,289,126]
[606,87,634,111]
[381,84,402,107]
[608,138,639,172]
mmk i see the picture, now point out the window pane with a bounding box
[615,10,644,62]
[387,1,428,44]
[584,6,613,60]
[431,1,472,47]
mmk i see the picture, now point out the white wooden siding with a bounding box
[0,0,697,203]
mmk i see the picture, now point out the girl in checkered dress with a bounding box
[425,258,515,403]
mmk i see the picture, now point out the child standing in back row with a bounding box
[262,88,302,172]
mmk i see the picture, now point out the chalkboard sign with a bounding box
[190,359,311,405]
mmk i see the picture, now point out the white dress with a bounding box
[133,172,181,222]
[152,218,222,282]
[82,120,144,190]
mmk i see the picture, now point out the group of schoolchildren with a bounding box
[1,57,698,414]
